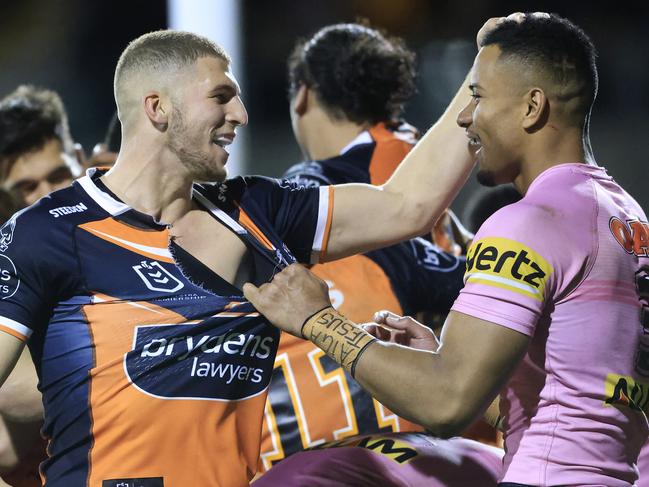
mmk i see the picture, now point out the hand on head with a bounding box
[476,12,551,48]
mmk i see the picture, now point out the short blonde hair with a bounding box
[114,30,230,124]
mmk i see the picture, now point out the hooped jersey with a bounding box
[259,122,467,472]
[452,164,649,486]
[0,168,333,487]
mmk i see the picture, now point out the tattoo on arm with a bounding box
[302,307,377,378]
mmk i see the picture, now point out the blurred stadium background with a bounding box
[1,0,646,215]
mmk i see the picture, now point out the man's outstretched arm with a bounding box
[320,17,505,261]
[322,75,474,261]
[243,263,529,437]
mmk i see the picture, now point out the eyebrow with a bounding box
[468,83,483,92]
[208,84,239,97]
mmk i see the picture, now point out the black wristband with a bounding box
[350,337,377,379]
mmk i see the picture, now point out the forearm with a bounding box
[301,307,479,437]
[382,73,474,228]
[353,340,477,437]
[325,75,474,260]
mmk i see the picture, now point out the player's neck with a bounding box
[101,140,194,225]
[303,112,369,161]
[514,127,593,194]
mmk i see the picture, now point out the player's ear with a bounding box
[292,84,309,116]
[143,91,168,130]
[522,87,548,131]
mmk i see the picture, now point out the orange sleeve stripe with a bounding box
[238,208,276,251]
[0,323,29,342]
[319,186,335,262]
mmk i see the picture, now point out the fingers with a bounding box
[505,12,525,23]
[242,282,261,305]
[362,323,392,341]
[373,309,402,324]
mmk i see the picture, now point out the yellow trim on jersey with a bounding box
[604,373,649,414]
[465,237,553,302]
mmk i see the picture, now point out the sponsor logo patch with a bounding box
[0,254,19,299]
[133,260,184,293]
[604,373,649,414]
[125,320,276,401]
[609,217,649,257]
[465,237,552,301]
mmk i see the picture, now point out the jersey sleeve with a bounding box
[451,203,581,337]
[0,211,58,341]
[282,161,334,187]
[365,238,465,316]
[242,176,335,265]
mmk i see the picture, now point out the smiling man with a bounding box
[0,26,477,486]
[244,13,649,487]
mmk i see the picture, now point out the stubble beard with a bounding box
[168,106,226,183]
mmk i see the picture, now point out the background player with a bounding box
[0,85,89,487]
[259,22,496,474]
[244,13,649,486]
[0,85,83,206]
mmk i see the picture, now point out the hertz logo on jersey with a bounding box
[465,237,553,302]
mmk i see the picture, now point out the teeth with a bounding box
[213,137,232,148]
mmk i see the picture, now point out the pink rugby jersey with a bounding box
[452,163,649,486]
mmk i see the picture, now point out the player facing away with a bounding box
[259,23,471,472]
[0,22,481,487]
[244,13,649,487]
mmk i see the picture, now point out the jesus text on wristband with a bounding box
[302,307,376,378]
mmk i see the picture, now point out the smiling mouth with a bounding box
[212,136,233,149]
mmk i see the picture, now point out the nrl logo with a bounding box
[0,219,16,253]
[133,260,184,293]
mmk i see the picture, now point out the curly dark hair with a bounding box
[0,85,72,180]
[481,13,598,123]
[287,22,417,125]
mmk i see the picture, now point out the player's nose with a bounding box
[456,101,474,129]
[227,96,248,127]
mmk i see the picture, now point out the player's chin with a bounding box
[476,168,498,187]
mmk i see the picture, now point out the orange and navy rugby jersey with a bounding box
[258,122,466,471]
[0,168,333,487]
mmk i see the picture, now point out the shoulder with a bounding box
[2,183,104,261]
[477,169,596,246]
[282,161,333,187]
